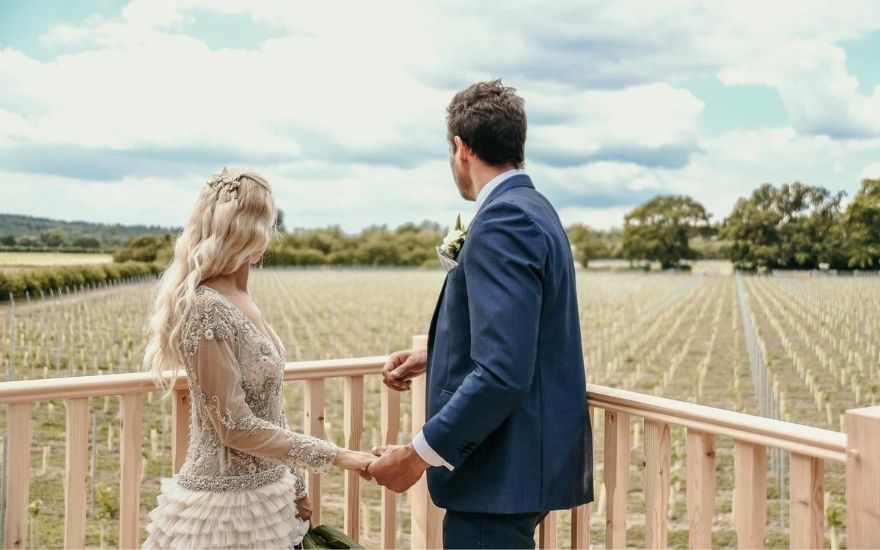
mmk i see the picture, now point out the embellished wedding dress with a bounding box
[143,286,338,549]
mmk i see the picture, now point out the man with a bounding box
[368,80,593,549]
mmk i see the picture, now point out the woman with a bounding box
[142,168,374,549]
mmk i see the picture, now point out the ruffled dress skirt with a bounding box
[142,469,310,549]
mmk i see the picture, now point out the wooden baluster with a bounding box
[789,453,823,549]
[344,375,364,541]
[539,511,557,549]
[686,430,715,549]
[571,405,594,550]
[409,335,443,550]
[845,406,880,549]
[4,403,32,549]
[733,441,766,549]
[63,398,89,549]
[119,394,143,549]
[380,380,401,549]
[604,410,630,549]
[644,419,670,549]
[571,504,590,550]
[171,388,189,474]
[304,379,326,526]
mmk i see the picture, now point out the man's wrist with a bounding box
[412,430,455,471]
[406,443,431,470]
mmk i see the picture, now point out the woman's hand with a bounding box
[333,447,376,475]
[295,496,312,522]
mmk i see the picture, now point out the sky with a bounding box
[0,0,879,232]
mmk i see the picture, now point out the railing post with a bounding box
[686,430,715,549]
[733,441,766,549]
[119,394,143,549]
[409,335,443,550]
[304,379,326,526]
[171,385,189,475]
[571,504,590,550]
[538,510,557,549]
[64,398,89,549]
[644,420,670,549]
[4,403,31,549]
[846,405,880,549]
[789,453,823,549]
[343,375,364,542]
[604,410,630,549]
[380,379,401,549]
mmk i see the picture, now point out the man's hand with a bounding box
[295,495,313,522]
[382,348,427,392]
[366,444,430,493]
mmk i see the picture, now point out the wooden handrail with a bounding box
[0,364,847,464]
[0,357,389,404]
[587,383,847,463]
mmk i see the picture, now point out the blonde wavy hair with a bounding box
[144,167,277,394]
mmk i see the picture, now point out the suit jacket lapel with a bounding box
[427,277,447,352]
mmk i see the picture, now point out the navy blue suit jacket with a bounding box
[422,174,594,514]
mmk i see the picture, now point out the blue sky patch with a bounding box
[679,77,789,134]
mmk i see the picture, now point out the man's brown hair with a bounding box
[447,79,526,168]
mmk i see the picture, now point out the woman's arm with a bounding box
[189,333,338,472]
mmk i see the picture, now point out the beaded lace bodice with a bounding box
[175,285,337,496]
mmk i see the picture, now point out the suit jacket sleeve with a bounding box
[421,200,547,468]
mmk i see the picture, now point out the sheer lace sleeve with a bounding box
[281,408,309,499]
[184,299,338,473]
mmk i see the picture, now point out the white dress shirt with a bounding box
[475,168,528,211]
[412,168,529,471]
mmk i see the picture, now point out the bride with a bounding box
[141,168,375,549]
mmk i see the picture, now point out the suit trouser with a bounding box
[442,509,550,549]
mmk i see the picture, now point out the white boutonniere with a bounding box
[436,214,468,271]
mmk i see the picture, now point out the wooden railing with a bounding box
[2,335,879,549]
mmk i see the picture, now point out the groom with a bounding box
[368,80,593,549]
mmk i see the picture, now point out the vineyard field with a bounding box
[0,268,876,548]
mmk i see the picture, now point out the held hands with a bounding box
[332,444,430,493]
[333,447,376,479]
[364,444,430,493]
[382,348,427,392]
[334,348,431,494]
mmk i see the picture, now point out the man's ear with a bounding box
[453,136,469,162]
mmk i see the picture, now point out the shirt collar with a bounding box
[475,168,528,212]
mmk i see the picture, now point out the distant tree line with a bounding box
[0,214,174,252]
[265,222,446,267]
[112,234,174,264]
[112,221,449,268]
[567,179,879,271]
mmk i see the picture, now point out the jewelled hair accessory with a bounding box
[206,167,242,203]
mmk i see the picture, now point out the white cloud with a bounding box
[720,41,880,138]
[863,163,880,179]
[533,127,879,225]
[527,83,704,167]
[0,170,198,227]
[557,206,633,231]
[1,0,879,231]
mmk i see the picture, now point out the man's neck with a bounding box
[471,164,519,198]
